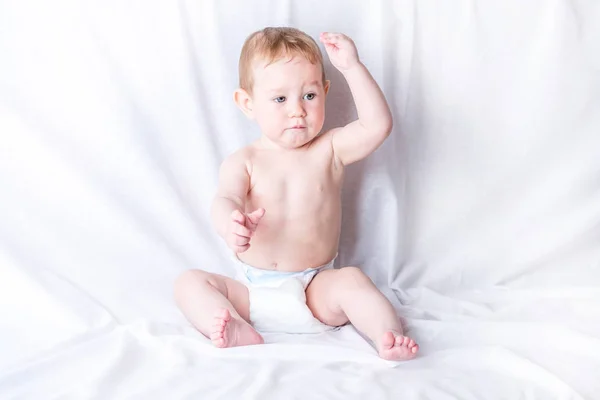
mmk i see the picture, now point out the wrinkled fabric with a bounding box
[1,0,599,398]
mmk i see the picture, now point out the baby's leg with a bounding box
[174,270,263,348]
[306,267,418,361]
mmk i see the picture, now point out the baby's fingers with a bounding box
[320,32,345,42]
[246,208,265,226]
[231,209,245,225]
[230,243,250,253]
[227,234,250,253]
[232,222,252,238]
[231,234,250,246]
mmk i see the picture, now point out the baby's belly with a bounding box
[238,201,341,272]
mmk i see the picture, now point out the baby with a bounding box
[175,27,418,361]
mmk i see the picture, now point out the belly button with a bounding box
[271,262,278,270]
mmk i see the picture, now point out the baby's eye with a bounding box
[303,93,316,100]
[274,96,286,103]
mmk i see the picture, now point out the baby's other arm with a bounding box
[211,153,264,253]
[320,32,393,166]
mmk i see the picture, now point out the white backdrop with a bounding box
[1,1,599,399]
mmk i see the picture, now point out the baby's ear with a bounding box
[324,80,331,95]
[233,88,254,119]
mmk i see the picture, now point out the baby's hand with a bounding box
[226,208,265,253]
[319,32,360,72]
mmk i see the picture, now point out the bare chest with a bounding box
[247,153,342,211]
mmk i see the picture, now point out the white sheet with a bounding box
[1,0,599,398]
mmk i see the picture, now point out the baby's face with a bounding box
[250,55,328,149]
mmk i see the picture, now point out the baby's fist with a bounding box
[226,208,265,253]
[319,32,360,71]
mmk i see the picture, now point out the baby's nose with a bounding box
[288,102,306,118]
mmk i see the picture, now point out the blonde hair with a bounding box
[238,27,326,93]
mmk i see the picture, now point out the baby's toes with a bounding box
[215,308,231,321]
[400,336,411,347]
[381,331,396,349]
[214,317,226,328]
[211,329,227,348]
[213,322,225,334]
[394,335,404,347]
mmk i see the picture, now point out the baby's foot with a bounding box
[377,331,419,361]
[210,308,264,348]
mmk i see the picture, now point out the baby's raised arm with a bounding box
[211,154,264,253]
[320,32,393,165]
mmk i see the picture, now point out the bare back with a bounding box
[238,132,343,271]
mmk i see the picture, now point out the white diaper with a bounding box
[233,256,336,334]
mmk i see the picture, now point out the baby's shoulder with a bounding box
[227,145,254,161]
[220,145,254,175]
